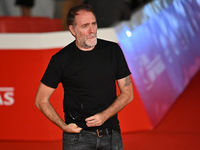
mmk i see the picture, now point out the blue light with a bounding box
[126,30,132,37]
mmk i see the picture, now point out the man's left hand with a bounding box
[85,113,107,127]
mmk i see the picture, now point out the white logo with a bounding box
[0,87,15,106]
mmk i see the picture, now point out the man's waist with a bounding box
[81,128,112,137]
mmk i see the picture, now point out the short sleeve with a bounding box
[115,44,131,80]
[41,54,62,88]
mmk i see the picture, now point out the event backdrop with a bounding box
[115,0,200,126]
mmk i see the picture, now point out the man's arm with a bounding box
[85,75,133,127]
[35,83,82,133]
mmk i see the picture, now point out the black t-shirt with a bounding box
[41,39,131,132]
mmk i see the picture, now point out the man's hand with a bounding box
[63,123,82,133]
[85,75,133,128]
[85,113,107,127]
[35,83,83,133]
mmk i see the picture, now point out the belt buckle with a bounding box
[96,129,103,137]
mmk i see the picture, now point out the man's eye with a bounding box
[82,24,88,28]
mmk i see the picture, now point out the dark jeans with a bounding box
[62,129,124,150]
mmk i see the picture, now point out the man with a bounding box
[85,0,131,28]
[15,0,34,16]
[35,4,133,150]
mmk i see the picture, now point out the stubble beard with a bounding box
[77,33,97,50]
[85,34,97,48]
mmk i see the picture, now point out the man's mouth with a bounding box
[87,34,96,40]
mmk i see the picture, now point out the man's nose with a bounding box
[89,25,95,33]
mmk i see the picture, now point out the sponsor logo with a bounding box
[0,87,15,106]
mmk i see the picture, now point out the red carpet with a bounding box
[1,70,200,150]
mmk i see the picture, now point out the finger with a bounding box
[86,120,99,127]
[86,123,95,127]
[75,127,82,133]
[85,116,95,122]
[72,126,82,133]
[86,122,99,127]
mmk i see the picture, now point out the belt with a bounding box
[82,129,119,150]
[82,128,112,137]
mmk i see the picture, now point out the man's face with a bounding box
[70,10,97,50]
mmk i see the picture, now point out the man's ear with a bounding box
[69,25,76,37]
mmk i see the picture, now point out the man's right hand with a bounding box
[64,123,82,133]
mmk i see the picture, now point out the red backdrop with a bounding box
[0,49,152,141]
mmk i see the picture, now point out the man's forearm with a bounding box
[102,75,133,120]
[35,83,82,133]
[36,101,67,131]
[102,91,133,121]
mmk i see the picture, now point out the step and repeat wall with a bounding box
[0,0,200,141]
